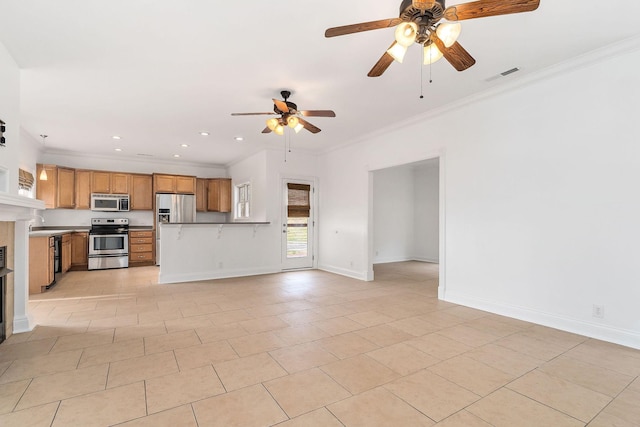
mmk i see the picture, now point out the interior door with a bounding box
[282,179,314,270]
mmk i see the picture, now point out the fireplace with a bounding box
[0,246,10,344]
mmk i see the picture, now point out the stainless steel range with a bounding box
[88,218,129,270]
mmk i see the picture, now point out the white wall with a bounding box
[413,161,439,262]
[0,42,21,195]
[373,166,414,263]
[318,41,640,349]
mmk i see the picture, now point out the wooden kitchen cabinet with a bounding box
[196,178,208,212]
[207,178,232,212]
[75,169,92,209]
[36,164,75,209]
[176,176,196,194]
[111,173,130,194]
[71,232,88,270]
[92,171,130,194]
[129,230,154,266]
[130,174,153,210]
[61,234,72,273]
[153,174,176,193]
[57,167,76,208]
[153,174,196,194]
[91,171,111,193]
[29,236,54,294]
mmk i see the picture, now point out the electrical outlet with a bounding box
[218,261,223,269]
[592,304,604,319]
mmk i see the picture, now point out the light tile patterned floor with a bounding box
[0,262,639,426]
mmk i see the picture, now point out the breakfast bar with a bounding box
[158,222,274,284]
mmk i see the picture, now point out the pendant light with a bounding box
[39,135,48,181]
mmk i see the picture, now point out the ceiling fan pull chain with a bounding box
[420,46,425,99]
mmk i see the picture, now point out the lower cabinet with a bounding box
[71,232,88,270]
[29,236,54,294]
[129,230,155,266]
[62,234,72,273]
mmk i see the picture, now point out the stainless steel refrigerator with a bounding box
[156,193,196,265]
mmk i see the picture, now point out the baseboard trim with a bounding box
[158,266,281,284]
[12,314,34,334]
[444,291,640,350]
[318,264,369,281]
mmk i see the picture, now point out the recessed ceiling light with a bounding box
[180,144,189,148]
[200,132,210,136]
[114,148,122,152]
[173,154,180,158]
[234,136,244,142]
[112,136,121,140]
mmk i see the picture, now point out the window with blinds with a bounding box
[287,183,311,218]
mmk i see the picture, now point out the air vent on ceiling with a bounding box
[486,67,521,82]
[501,67,520,76]
[136,153,154,157]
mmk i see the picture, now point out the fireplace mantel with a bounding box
[0,193,44,220]
[0,192,44,335]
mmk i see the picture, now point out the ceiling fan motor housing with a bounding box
[399,0,445,26]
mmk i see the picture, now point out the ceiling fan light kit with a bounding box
[324,0,540,77]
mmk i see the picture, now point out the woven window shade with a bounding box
[287,183,310,218]
[18,168,35,190]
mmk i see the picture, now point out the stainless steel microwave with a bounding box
[90,193,130,212]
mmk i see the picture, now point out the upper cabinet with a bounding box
[36,164,75,209]
[75,170,92,209]
[207,178,232,212]
[196,178,208,212]
[153,174,196,194]
[131,174,153,210]
[57,167,76,208]
[91,171,130,194]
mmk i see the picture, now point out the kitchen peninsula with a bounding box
[158,221,273,284]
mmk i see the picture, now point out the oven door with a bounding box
[89,233,129,256]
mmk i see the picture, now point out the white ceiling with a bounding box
[1,0,639,167]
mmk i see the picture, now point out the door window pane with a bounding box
[287,217,308,258]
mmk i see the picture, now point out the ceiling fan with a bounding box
[231,91,336,135]
[325,0,540,77]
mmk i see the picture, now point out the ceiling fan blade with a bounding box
[368,42,396,77]
[298,118,321,134]
[273,98,289,113]
[432,35,476,71]
[300,110,336,118]
[231,112,275,116]
[262,127,272,134]
[325,18,403,38]
[444,0,540,21]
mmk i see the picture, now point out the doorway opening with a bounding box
[369,157,443,295]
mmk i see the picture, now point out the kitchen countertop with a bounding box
[29,225,154,237]
[29,229,88,237]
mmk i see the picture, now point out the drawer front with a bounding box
[130,252,153,261]
[130,237,153,245]
[131,244,153,253]
[130,230,153,238]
